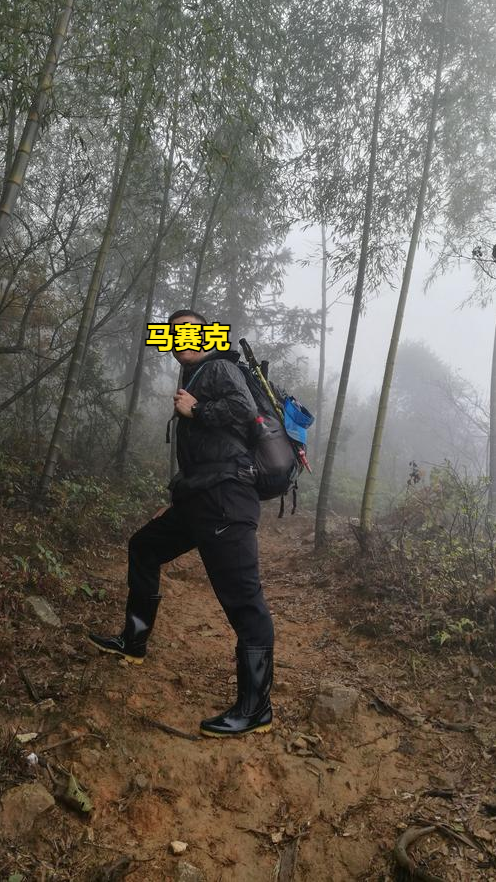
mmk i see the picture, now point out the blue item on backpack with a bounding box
[283,397,314,445]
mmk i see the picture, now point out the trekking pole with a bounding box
[239,338,284,421]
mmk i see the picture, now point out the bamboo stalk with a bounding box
[38,66,154,499]
[488,319,496,515]
[315,0,388,547]
[190,162,229,310]
[360,0,449,537]
[313,219,328,462]
[115,66,180,474]
[0,0,74,244]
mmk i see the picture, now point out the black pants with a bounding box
[127,480,274,647]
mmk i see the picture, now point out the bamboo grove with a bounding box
[0,0,495,544]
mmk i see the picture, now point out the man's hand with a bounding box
[174,388,198,418]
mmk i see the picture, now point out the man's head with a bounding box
[168,308,208,367]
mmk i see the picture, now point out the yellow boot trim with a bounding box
[200,722,272,738]
[88,636,144,665]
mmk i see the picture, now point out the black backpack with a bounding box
[167,344,313,516]
[236,346,313,515]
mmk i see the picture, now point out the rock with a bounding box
[0,782,55,837]
[37,698,56,712]
[310,681,359,727]
[78,748,101,769]
[26,596,61,627]
[175,861,205,881]
[469,660,480,679]
[134,774,149,790]
[170,840,188,855]
[15,732,38,744]
[274,681,291,694]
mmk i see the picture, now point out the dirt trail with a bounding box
[1,508,496,880]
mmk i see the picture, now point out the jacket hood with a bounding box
[183,348,240,384]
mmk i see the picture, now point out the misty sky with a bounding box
[283,226,493,402]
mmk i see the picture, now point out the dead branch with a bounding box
[393,825,443,882]
[18,667,41,702]
[139,714,200,742]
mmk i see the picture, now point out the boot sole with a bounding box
[87,636,144,665]
[200,722,272,738]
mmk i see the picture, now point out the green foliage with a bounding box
[35,542,68,579]
[0,450,166,550]
[432,617,478,648]
[49,467,167,546]
[10,537,69,587]
[12,554,29,573]
[0,450,32,503]
[394,463,494,602]
[78,581,106,601]
[371,461,496,653]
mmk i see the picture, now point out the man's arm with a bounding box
[190,360,257,426]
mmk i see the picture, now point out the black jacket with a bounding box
[169,349,257,500]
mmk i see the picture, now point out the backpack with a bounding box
[236,345,314,516]
[166,344,314,515]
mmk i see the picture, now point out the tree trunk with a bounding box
[190,163,229,311]
[224,240,244,344]
[360,0,449,537]
[167,160,229,485]
[76,94,126,384]
[488,319,496,516]
[315,0,388,547]
[115,78,179,475]
[31,324,42,455]
[313,220,328,462]
[38,69,153,500]
[0,0,73,244]
[4,0,20,186]
[0,154,72,350]
[4,75,18,186]
[122,310,146,408]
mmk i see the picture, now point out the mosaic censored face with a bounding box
[146,317,231,366]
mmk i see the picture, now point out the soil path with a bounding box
[1,508,495,880]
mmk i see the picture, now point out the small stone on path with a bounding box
[0,783,55,837]
[26,596,61,626]
[310,681,359,726]
[175,861,205,881]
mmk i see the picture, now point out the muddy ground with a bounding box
[1,505,495,880]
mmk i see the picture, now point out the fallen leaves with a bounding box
[60,770,94,814]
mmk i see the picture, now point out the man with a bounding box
[89,309,274,737]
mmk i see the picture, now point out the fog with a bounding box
[283,225,493,401]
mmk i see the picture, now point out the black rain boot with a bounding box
[200,644,273,737]
[88,593,161,665]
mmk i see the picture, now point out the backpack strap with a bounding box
[291,483,298,515]
[166,362,209,444]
